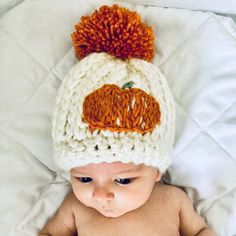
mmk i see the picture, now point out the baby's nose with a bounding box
[92,187,114,201]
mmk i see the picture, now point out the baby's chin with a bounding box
[97,207,135,218]
[99,210,125,218]
[100,211,119,218]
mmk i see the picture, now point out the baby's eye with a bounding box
[115,178,132,185]
[78,177,93,183]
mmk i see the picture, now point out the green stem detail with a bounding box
[121,81,135,89]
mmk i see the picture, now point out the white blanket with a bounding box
[0,0,236,235]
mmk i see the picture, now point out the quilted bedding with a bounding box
[0,0,236,235]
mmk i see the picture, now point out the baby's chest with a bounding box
[75,207,180,236]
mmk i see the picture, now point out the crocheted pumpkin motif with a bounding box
[83,83,161,134]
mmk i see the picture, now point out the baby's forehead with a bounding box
[71,161,145,174]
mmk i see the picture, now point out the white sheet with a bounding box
[0,0,236,235]
[119,0,236,14]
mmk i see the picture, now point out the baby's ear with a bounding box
[155,170,162,182]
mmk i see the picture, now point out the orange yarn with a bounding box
[71,5,154,62]
[83,84,161,134]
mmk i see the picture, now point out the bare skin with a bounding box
[39,162,216,236]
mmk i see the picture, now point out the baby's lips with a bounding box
[82,84,161,134]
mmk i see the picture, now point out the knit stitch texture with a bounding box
[51,52,175,173]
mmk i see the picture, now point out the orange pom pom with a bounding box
[71,5,154,62]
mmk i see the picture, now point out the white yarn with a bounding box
[51,52,175,173]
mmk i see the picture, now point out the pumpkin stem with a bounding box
[121,81,135,89]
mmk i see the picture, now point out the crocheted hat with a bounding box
[51,5,175,173]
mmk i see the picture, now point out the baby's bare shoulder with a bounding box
[155,183,187,199]
[59,191,85,215]
[68,191,96,217]
[67,191,85,210]
[153,183,188,207]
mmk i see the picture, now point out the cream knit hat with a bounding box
[51,5,175,173]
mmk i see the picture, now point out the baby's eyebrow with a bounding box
[114,168,140,174]
[72,168,140,175]
[72,170,90,175]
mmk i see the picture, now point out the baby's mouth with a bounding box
[99,205,113,212]
[101,207,112,211]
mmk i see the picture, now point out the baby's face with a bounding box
[70,161,161,218]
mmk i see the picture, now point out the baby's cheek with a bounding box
[77,189,94,207]
[116,191,141,210]
[128,189,151,209]
[71,182,92,203]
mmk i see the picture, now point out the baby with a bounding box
[39,161,216,236]
[39,5,216,236]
